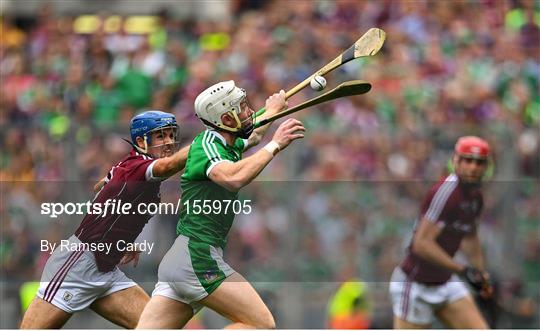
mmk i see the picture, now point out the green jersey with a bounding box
[176,129,248,248]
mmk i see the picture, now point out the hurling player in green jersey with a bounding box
[137,81,305,329]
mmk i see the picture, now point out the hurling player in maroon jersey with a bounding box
[21,111,190,329]
[389,136,493,329]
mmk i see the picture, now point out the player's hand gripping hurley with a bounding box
[460,266,493,299]
[255,27,386,117]
[254,80,371,128]
[255,80,371,128]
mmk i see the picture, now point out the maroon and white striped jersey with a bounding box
[74,150,162,272]
[400,173,484,284]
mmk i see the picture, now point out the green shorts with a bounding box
[152,235,235,312]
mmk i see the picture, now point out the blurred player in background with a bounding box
[327,280,372,329]
[21,111,190,328]
[389,136,493,329]
[136,81,305,328]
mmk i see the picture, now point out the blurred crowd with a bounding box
[1,0,539,328]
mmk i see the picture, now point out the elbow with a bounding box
[226,182,242,192]
[219,181,243,193]
[213,174,245,192]
[411,238,427,256]
[224,176,245,192]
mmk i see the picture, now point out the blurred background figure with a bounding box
[327,280,372,329]
[1,0,539,328]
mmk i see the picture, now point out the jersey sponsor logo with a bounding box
[203,271,219,282]
[451,220,472,233]
[459,200,480,214]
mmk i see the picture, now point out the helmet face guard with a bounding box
[144,125,181,158]
[225,93,255,139]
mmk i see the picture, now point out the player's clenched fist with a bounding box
[265,90,288,116]
[272,118,305,150]
[460,266,493,299]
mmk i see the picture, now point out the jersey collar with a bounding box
[131,149,155,160]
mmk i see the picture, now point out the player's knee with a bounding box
[123,316,140,330]
[254,312,276,329]
[20,314,33,329]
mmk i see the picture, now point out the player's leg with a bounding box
[199,272,275,329]
[89,285,149,329]
[136,236,200,328]
[21,241,85,328]
[136,295,194,329]
[389,267,433,329]
[435,295,488,329]
[434,274,489,329]
[393,316,431,329]
[20,297,72,329]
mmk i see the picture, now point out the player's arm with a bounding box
[151,145,190,178]
[209,118,304,192]
[94,178,106,193]
[460,230,486,271]
[412,217,465,273]
[460,229,493,297]
[245,90,288,150]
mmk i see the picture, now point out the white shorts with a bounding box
[389,267,470,325]
[152,235,235,313]
[37,235,136,313]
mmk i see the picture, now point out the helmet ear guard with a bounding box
[123,136,150,155]
[136,135,150,154]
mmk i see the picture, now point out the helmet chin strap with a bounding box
[138,135,150,154]
[201,111,254,139]
[215,111,242,133]
[225,111,253,139]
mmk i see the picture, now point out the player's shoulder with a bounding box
[422,173,461,218]
[427,173,460,199]
[112,150,154,176]
[191,130,223,148]
[186,130,220,164]
[206,130,227,147]
[193,130,228,154]
[122,150,154,164]
[190,129,245,161]
[103,150,154,183]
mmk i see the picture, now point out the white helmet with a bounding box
[194,80,254,138]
